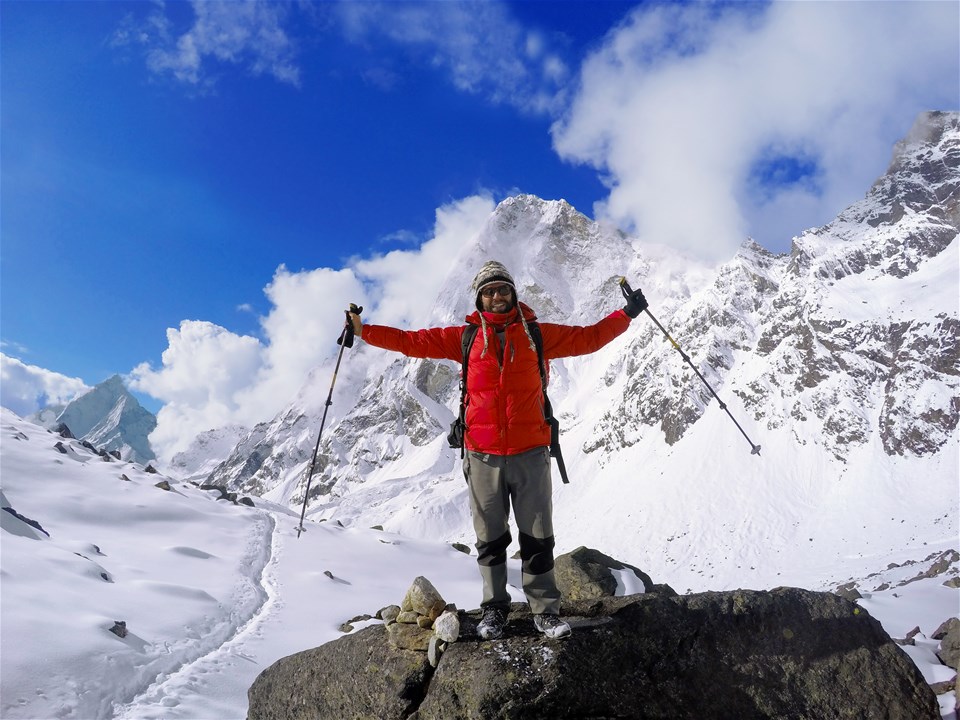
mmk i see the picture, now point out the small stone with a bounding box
[402,576,446,619]
[379,605,401,625]
[109,621,128,638]
[433,610,461,643]
[154,480,171,491]
[451,542,471,554]
[396,611,419,624]
[386,622,433,651]
[428,634,443,667]
[417,615,434,629]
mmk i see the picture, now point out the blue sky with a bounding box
[2,0,957,455]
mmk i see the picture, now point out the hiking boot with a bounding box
[533,613,571,639]
[477,606,507,640]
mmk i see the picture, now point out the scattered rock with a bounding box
[238,497,255,507]
[55,423,75,439]
[930,678,956,695]
[379,605,401,625]
[554,546,654,600]
[1,506,50,537]
[54,441,69,455]
[144,465,159,474]
[934,617,960,672]
[154,480,172,491]
[338,613,374,632]
[834,581,862,600]
[120,474,131,482]
[109,450,121,460]
[109,621,128,638]
[451,542,471,554]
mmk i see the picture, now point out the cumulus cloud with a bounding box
[552,1,960,259]
[0,354,90,417]
[115,0,301,88]
[130,195,493,460]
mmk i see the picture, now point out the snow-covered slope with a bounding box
[0,408,482,720]
[201,112,958,598]
[1,407,956,719]
[166,424,250,482]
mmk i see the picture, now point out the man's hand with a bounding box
[348,311,363,338]
[622,287,648,318]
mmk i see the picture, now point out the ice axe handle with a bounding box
[338,304,363,348]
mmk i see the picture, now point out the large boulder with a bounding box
[554,545,655,599]
[247,588,939,720]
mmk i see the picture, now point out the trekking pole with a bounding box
[296,303,363,538]
[620,278,761,456]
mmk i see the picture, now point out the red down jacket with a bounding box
[361,302,631,456]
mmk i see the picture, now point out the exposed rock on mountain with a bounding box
[247,588,939,720]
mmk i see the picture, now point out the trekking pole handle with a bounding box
[338,304,363,347]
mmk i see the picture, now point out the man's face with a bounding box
[479,283,515,313]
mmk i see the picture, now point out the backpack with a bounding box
[447,322,570,484]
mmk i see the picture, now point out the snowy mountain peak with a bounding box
[55,374,156,463]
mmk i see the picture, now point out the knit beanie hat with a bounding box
[471,260,516,308]
[470,260,536,357]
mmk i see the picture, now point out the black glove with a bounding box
[338,304,363,347]
[622,287,648,318]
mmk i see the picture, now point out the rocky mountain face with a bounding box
[204,112,958,591]
[43,375,157,463]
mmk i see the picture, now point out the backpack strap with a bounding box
[447,325,480,458]
[528,324,570,484]
[451,322,569,483]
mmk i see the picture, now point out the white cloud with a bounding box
[129,321,265,458]
[118,0,301,88]
[552,1,960,259]
[335,1,569,115]
[0,354,90,418]
[130,195,493,460]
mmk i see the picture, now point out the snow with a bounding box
[0,409,501,719]
[1,407,956,719]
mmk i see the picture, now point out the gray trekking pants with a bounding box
[462,446,561,616]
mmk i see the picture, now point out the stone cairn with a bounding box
[376,576,460,668]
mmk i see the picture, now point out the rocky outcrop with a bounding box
[247,588,938,720]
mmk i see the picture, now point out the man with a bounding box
[349,260,647,639]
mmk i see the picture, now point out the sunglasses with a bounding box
[480,284,513,298]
